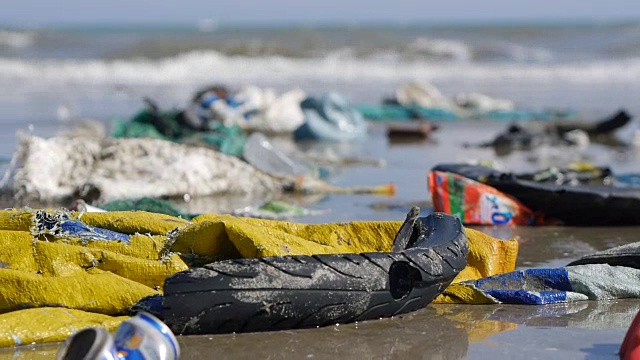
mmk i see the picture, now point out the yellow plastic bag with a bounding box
[181,214,399,258]
[0,308,127,347]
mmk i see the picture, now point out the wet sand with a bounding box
[2,300,635,359]
[174,300,638,359]
[1,120,640,358]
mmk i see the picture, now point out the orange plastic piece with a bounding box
[429,170,536,225]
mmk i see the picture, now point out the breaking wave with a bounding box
[105,36,554,64]
[0,50,637,86]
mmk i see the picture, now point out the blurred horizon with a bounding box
[5,18,640,30]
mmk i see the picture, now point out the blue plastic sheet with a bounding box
[32,210,130,243]
[462,264,640,304]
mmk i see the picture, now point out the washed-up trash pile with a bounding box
[429,163,640,225]
[52,85,381,217]
[112,99,248,157]
[0,131,393,214]
[188,85,307,134]
[116,85,367,144]
[3,206,640,352]
[163,208,470,335]
[0,84,389,219]
[0,207,517,347]
[356,81,578,122]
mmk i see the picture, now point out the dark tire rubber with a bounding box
[163,211,468,335]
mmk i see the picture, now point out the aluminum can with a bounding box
[113,312,180,360]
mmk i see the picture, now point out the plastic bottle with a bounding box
[243,132,320,179]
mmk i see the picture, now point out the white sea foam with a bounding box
[0,51,638,87]
[0,30,34,49]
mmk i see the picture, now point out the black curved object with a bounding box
[163,210,468,335]
[433,163,640,226]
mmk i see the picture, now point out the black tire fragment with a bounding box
[163,211,468,335]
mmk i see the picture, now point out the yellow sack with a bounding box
[33,240,187,288]
[79,211,189,235]
[0,229,188,289]
[0,308,127,348]
[56,233,173,261]
[0,268,157,315]
[0,231,39,273]
[0,210,177,315]
[0,209,33,232]
[179,214,399,258]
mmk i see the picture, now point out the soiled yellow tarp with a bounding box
[176,214,399,258]
[0,209,518,348]
[0,214,187,316]
[0,308,127,347]
[0,268,157,315]
[80,211,190,235]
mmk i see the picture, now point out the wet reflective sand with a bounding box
[3,300,636,359]
[1,120,640,359]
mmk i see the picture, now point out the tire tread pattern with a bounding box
[163,212,468,335]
